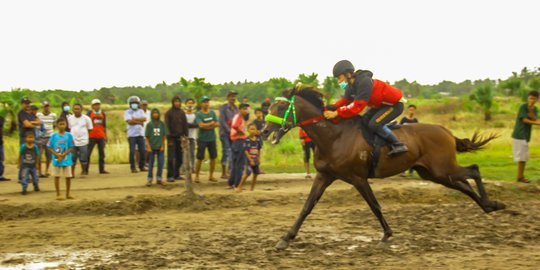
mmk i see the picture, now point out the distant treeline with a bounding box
[1,67,539,108]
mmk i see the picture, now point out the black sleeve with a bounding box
[188,122,199,129]
[352,70,374,101]
[181,112,188,137]
[399,117,405,125]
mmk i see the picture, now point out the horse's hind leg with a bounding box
[275,172,335,250]
[466,164,506,212]
[352,177,393,242]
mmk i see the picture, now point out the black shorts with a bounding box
[197,140,218,160]
[246,164,260,176]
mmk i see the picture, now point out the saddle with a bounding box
[353,116,401,178]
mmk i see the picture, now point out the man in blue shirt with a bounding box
[124,96,147,173]
[218,90,238,179]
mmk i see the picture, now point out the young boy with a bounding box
[47,118,75,200]
[512,90,540,183]
[235,123,262,192]
[399,104,419,125]
[19,132,40,195]
[252,108,266,131]
[228,103,250,188]
[145,108,168,186]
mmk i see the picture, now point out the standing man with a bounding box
[228,103,250,188]
[185,98,198,173]
[261,97,271,117]
[219,90,238,179]
[87,99,109,174]
[124,96,147,173]
[194,96,219,183]
[165,95,188,181]
[0,112,10,181]
[68,103,93,177]
[18,97,42,145]
[36,101,56,177]
[512,90,540,183]
[140,100,151,168]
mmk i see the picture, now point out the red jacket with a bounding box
[333,70,403,118]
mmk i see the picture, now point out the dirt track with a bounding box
[0,164,539,269]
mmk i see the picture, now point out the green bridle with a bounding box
[265,96,297,129]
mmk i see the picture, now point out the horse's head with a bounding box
[261,86,325,144]
[261,96,294,144]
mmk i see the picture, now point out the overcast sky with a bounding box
[1,0,538,91]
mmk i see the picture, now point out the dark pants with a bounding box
[129,136,146,171]
[148,150,164,181]
[363,102,404,133]
[167,137,183,179]
[20,167,39,192]
[228,139,246,187]
[303,141,315,163]
[0,144,4,177]
[88,138,106,173]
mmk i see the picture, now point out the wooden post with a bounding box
[181,136,193,193]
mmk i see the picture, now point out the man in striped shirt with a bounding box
[36,101,56,177]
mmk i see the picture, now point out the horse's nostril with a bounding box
[262,129,269,135]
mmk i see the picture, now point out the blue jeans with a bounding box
[128,136,146,171]
[147,150,164,181]
[20,167,39,192]
[228,139,246,187]
[0,144,4,177]
[220,135,233,169]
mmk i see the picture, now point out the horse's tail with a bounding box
[454,131,499,153]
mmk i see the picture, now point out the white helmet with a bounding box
[127,96,141,104]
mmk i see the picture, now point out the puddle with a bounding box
[0,248,117,269]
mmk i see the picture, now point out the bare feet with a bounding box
[305,174,312,179]
[234,187,242,193]
[66,195,75,200]
[208,177,218,182]
[220,175,229,179]
[194,178,200,183]
[56,195,65,201]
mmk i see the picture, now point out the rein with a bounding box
[265,96,326,130]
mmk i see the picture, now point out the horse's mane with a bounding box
[282,85,325,112]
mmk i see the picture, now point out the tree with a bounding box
[294,73,319,87]
[179,77,214,105]
[470,83,494,121]
[267,77,293,97]
[321,76,340,104]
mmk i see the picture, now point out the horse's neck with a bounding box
[301,122,342,154]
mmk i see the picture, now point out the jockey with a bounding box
[324,60,408,156]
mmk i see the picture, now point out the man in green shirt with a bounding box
[195,96,219,183]
[512,90,540,183]
[145,108,168,186]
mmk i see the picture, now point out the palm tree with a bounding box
[294,73,319,87]
[470,83,494,121]
[179,77,214,106]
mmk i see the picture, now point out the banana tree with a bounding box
[179,77,214,106]
[470,83,494,121]
[294,73,319,87]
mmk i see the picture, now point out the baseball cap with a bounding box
[91,99,101,105]
[200,96,210,102]
[30,105,38,110]
[141,100,149,105]
[42,101,50,107]
[21,97,31,104]
[226,90,238,97]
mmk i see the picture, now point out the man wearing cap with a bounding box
[218,90,238,179]
[36,101,56,177]
[18,98,42,145]
[194,96,219,182]
[87,99,109,174]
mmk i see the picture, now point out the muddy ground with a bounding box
[0,164,539,269]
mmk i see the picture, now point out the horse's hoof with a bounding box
[485,201,506,213]
[275,239,289,250]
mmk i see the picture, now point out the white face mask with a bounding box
[130,103,139,110]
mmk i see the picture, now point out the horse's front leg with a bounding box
[275,172,335,250]
[352,177,393,242]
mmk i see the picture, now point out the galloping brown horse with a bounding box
[261,86,505,250]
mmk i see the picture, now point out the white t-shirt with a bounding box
[36,112,57,137]
[186,113,197,139]
[143,110,151,131]
[68,114,93,146]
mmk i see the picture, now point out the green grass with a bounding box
[4,97,540,181]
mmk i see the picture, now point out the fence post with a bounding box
[181,136,193,193]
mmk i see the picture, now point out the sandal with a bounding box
[517,178,531,183]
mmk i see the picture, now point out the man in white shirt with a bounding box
[184,98,198,172]
[36,101,57,177]
[68,103,93,177]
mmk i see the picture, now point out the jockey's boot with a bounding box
[377,127,408,157]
